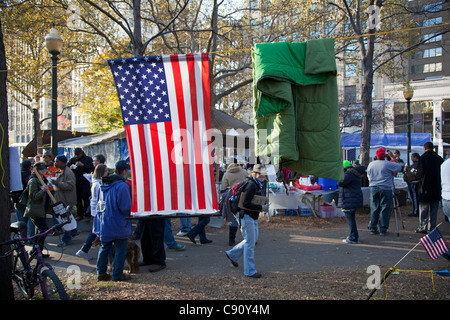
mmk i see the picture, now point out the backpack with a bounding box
[229,180,250,215]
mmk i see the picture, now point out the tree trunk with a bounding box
[132,0,144,56]
[0,18,14,300]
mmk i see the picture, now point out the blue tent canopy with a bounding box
[341,133,431,148]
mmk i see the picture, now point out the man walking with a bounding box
[367,147,403,235]
[416,142,444,233]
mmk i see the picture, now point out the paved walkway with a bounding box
[25,207,450,278]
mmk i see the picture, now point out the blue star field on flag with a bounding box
[108,56,172,126]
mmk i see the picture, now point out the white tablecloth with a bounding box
[268,189,338,217]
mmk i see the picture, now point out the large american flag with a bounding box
[419,228,449,260]
[108,53,218,216]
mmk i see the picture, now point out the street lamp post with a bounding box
[403,84,414,167]
[45,27,63,157]
[30,100,39,156]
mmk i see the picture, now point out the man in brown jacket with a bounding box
[52,155,78,246]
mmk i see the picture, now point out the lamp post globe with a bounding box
[403,85,414,167]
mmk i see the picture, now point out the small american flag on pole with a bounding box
[108,53,218,216]
[419,228,449,260]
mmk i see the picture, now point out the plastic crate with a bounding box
[318,177,337,191]
[320,204,336,218]
[298,206,313,216]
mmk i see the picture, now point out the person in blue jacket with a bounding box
[96,160,132,282]
[338,161,366,244]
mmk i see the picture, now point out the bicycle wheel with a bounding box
[12,254,34,299]
[39,269,69,300]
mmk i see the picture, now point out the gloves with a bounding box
[261,204,269,212]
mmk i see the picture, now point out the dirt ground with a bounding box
[13,204,450,306]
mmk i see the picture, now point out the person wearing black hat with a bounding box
[68,148,94,221]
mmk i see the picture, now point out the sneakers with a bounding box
[97,273,112,282]
[168,244,185,251]
[76,249,93,261]
[225,252,238,267]
[342,237,358,244]
[176,231,188,236]
[148,264,166,272]
[113,274,132,282]
[247,272,262,279]
[57,241,68,247]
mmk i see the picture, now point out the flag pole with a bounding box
[366,222,444,300]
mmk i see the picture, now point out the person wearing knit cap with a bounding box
[366,147,404,235]
[53,154,78,247]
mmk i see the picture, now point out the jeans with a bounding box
[226,214,258,276]
[164,219,178,249]
[62,229,79,244]
[443,199,450,222]
[179,216,192,233]
[30,217,49,252]
[408,183,419,215]
[15,204,34,238]
[187,216,210,243]
[80,232,97,253]
[418,201,440,232]
[97,238,128,280]
[369,186,393,233]
[343,208,358,242]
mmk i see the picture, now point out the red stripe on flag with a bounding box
[149,122,165,211]
[186,54,206,210]
[125,126,138,213]
[200,53,218,209]
[137,124,152,212]
[170,55,192,210]
[164,121,178,210]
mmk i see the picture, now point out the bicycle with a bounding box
[0,219,71,300]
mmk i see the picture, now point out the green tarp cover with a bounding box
[252,39,343,181]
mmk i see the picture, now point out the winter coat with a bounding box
[54,167,77,207]
[67,153,94,184]
[338,166,365,209]
[403,160,420,184]
[221,163,249,190]
[97,174,132,242]
[240,177,267,220]
[417,150,444,202]
[252,38,343,181]
[24,175,48,218]
[91,178,103,235]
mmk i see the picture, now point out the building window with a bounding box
[423,17,442,27]
[424,1,442,12]
[344,85,357,102]
[411,62,442,74]
[423,33,442,43]
[423,47,442,58]
[423,62,442,73]
[345,64,357,78]
[394,101,434,134]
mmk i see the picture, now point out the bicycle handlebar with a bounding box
[0,219,71,247]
